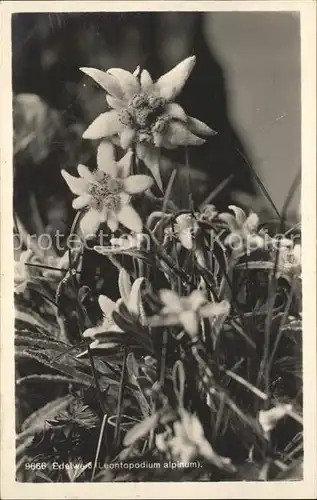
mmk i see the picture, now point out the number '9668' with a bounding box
[24,462,47,470]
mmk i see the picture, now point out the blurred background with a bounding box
[12,11,301,246]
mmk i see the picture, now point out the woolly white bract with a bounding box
[80,56,216,189]
[62,141,153,237]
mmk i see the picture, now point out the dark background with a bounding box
[12,11,301,241]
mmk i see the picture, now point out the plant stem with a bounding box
[266,278,297,376]
[257,169,301,399]
[131,146,138,175]
[91,413,108,481]
[213,392,225,440]
[159,330,168,389]
[162,168,177,213]
[51,342,85,362]
[235,147,281,220]
[283,221,301,237]
[114,347,128,449]
[85,340,106,413]
[214,254,257,350]
[184,147,193,211]
[68,210,82,277]
[224,368,268,401]
[66,209,106,413]
[199,174,234,210]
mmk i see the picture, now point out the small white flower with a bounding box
[172,207,218,248]
[42,250,75,280]
[80,57,216,189]
[61,141,153,238]
[277,242,301,278]
[82,268,146,350]
[156,429,172,453]
[198,204,218,224]
[14,249,33,294]
[150,289,230,338]
[157,409,235,470]
[116,267,146,322]
[173,213,199,250]
[82,294,122,350]
[219,205,265,256]
[258,404,292,437]
[169,213,207,268]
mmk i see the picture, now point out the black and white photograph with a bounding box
[1,1,316,497]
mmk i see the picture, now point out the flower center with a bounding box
[151,116,170,135]
[88,173,123,211]
[181,298,197,312]
[286,252,297,265]
[118,92,170,145]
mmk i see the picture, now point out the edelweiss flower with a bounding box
[42,250,78,280]
[173,213,199,250]
[258,404,292,438]
[156,409,235,470]
[82,268,145,351]
[150,289,230,338]
[277,242,301,278]
[166,213,207,268]
[219,205,265,256]
[14,249,33,294]
[61,141,153,237]
[80,57,215,187]
[198,204,218,224]
[171,207,218,249]
[82,294,122,351]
